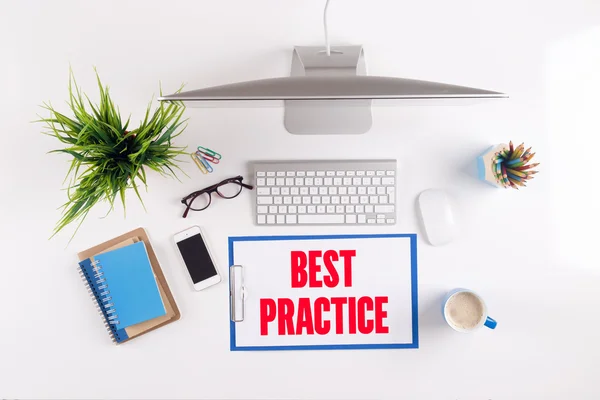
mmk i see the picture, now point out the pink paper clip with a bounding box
[196,150,219,164]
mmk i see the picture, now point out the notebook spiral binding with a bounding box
[78,260,121,343]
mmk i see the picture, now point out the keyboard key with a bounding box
[257,172,266,177]
[322,196,331,204]
[257,187,270,195]
[376,171,385,176]
[302,197,311,204]
[327,205,335,213]
[336,205,345,213]
[358,214,366,223]
[387,219,395,224]
[347,171,356,176]
[285,178,294,186]
[368,187,376,195]
[382,177,395,185]
[387,186,394,194]
[326,171,335,176]
[377,186,385,195]
[343,177,352,186]
[307,171,315,176]
[295,178,304,186]
[300,187,309,195]
[377,214,386,219]
[293,197,301,204]
[339,187,347,195]
[353,177,361,186]
[257,206,268,214]
[367,218,376,224]
[274,197,283,204]
[269,206,278,214]
[319,187,328,195]
[284,197,292,204]
[372,177,381,185]
[257,197,273,205]
[333,177,342,185]
[346,205,355,213]
[314,177,323,186]
[386,170,395,176]
[286,215,297,224]
[277,215,285,224]
[305,177,314,186]
[291,187,300,195]
[348,186,357,195]
[289,205,297,213]
[281,187,290,195]
[335,171,344,176]
[316,171,325,176]
[365,205,374,213]
[267,172,275,177]
[357,171,365,176]
[298,214,345,224]
[257,178,265,186]
[346,214,357,224]
[298,206,307,213]
[317,205,326,213]
[279,206,287,214]
[266,178,275,186]
[362,177,371,185]
[297,171,306,177]
[379,195,388,204]
[341,196,350,204]
[356,205,364,213]
[267,215,276,224]
[310,187,318,195]
[308,206,316,214]
[358,186,367,195]
[374,205,395,213]
[350,196,359,204]
[331,196,340,204]
[312,196,321,204]
[286,171,295,177]
[324,177,333,186]
[272,187,280,195]
[277,171,285,177]
[389,192,395,204]
[258,215,266,224]
[360,196,369,204]
[370,196,379,204]
[328,187,338,195]
[367,171,375,176]
[377,218,385,224]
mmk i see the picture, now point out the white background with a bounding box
[232,236,414,347]
[1,0,599,399]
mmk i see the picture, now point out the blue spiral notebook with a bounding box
[78,241,167,343]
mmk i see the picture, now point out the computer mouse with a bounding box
[417,189,457,246]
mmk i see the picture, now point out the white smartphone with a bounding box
[173,226,222,291]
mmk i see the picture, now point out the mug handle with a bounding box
[484,316,497,329]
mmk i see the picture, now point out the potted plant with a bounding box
[39,70,187,238]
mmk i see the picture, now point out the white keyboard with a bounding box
[251,160,397,225]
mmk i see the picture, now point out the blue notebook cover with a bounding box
[79,241,166,335]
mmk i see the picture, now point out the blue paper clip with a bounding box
[196,150,219,164]
[197,146,222,160]
[197,153,214,173]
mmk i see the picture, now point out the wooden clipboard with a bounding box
[78,227,181,343]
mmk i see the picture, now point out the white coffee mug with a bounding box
[442,288,497,332]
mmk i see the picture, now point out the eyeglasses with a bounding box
[181,175,254,218]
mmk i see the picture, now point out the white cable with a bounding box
[324,0,331,56]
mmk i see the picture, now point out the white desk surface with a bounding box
[1,0,600,399]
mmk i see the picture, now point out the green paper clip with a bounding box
[197,146,222,160]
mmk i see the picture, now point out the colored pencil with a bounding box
[514,163,539,171]
[506,168,527,178]
[509,141,514,152]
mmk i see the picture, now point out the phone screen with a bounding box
[176,233,218,283]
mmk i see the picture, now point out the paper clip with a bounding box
[197,153,214,173]
[191,153,208,174]
[197,146,222,160]
[196,150,219,164]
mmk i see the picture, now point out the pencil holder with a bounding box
[477,142,539,189]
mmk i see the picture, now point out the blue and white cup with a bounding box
[442,288,497,332]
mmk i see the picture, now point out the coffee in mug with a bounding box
[442,289,497,332]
